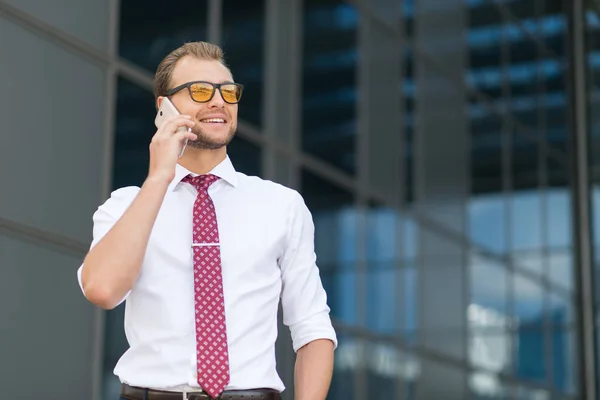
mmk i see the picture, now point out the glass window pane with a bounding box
[301,170,355,325]
[469,253,509,329]
[119,0,208,72]
[551,328,578,395]
[469,330,512,373]
[511,190,544,277]
[364,203,410,335]
[469,194,507,254]
[302,1,358,175]
[514,329,546,384]
[222,0,265,127]
[469,104,504,197]
[112,77,156,189]
[226,136,261,177]
[513,273,544,328]
[469,372,511,400]
[548,291,574,327]
[329,334,358,400]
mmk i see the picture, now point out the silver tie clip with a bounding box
[191,243,220,247]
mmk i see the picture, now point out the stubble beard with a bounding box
[187,123,237,150]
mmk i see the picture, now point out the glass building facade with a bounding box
[1,0,600,399]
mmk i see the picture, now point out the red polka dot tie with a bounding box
[183,174,230,398]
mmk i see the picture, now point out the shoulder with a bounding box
[236,173,298,197]
[95,186,140,219]
[235,173,309,210]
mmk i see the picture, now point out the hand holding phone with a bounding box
[148,98,197,183]
[154,97,191,158]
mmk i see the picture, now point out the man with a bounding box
[77,41,336,400]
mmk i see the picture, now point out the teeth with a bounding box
[201,118,225,123]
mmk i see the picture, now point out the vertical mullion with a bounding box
[95,1,121,400]
[207,0,223,46]
[567,0,596,398]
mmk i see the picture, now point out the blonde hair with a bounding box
[153,41,229,100]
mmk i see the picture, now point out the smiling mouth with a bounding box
[200,118,226,124]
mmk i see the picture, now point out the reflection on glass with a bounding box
[469,110,504,198]
[222,0,265,127]
[468,329,512,373]
[513,273,543,328]
[468,195,506,254]
[119,0,208,72]
[365,340,419,399]
[469,253,508,328]
[514,330,546,384]
[301,170,354,325]
[469,371,510,400]
[551,328,577,394]
[329,334,356,400]
[548,292,573,327]
[302,1,358,174]
[514,385,549,400]
[365,204,403,334]
[112,77,157,189]
[546,189,573,291]
[102,305,127,400]
[511,190,543,277]
[226,136,261,177]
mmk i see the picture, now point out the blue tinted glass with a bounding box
[513,273,543,328]
[514,330,546,384]
[365,205,399,333]
[119,1,208,72]
[469,254,508,328]
[469,371,511,399]
[302,1,358,175]
[329,334,358,400]
[511,190,544,277]
[301,170,355,325]
[112,77,156,189]
[469,195,506,253]
[551,328,577,394]
[222,0,265,127]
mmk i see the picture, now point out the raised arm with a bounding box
[80,115,196,309]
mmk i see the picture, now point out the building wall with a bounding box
[0,0,589,399]
[0,1,116,398]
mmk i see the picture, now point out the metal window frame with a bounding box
[567,0,597,399]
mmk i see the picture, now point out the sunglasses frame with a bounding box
[165,80,244,104]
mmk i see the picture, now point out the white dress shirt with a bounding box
[77,156,337,392]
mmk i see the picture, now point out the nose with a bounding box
[208,88,225,108]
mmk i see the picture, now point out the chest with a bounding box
[139,189,287,285]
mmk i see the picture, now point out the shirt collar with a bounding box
[168,155,238,191]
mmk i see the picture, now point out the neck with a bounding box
[178,146,227,175]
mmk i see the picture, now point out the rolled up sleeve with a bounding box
[76,186,140,303]
[279,191,337,352]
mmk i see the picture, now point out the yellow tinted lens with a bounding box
[220,84,242,103]
[190,83,214,102]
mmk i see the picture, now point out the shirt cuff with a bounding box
[290,311,338,352]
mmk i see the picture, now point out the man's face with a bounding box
[162,57,238,150]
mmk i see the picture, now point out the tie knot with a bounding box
[182,174,220,191]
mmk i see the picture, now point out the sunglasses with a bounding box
[165,81,244,104]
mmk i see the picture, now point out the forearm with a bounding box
[81,176,170,309]
[294,339,335,400]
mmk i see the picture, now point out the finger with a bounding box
[159,116,196,134]
[174,130,197,142]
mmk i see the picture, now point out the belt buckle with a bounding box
[182,390,212,400]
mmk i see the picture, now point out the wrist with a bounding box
[144,173,173,188]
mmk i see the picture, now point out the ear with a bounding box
[156,96,164,110]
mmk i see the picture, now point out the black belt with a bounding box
[121,384,282,400]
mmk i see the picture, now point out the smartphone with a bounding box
[154,97,189,158]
